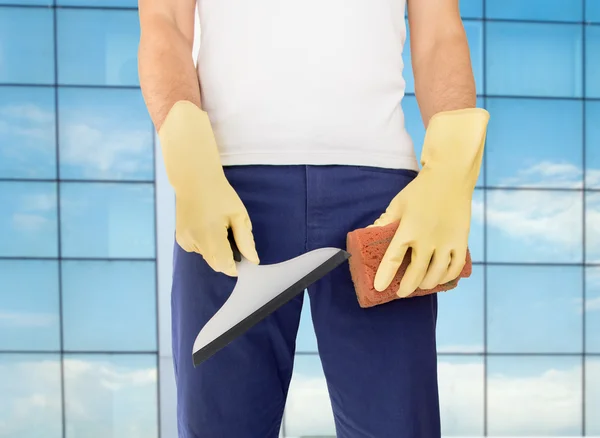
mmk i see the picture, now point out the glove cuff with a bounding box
[420,107,490,183]
[158,100,225,196]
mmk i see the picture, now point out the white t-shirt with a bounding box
[196,0,418,171]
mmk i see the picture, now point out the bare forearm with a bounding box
[412,28,476,127]
[138,15,200,131]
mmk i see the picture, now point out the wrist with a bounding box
[159,99,227,195]
[420,107,489,171]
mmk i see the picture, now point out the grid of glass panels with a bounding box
[0,1,159,437]
[283,0,600,436]
[2,0,600,437]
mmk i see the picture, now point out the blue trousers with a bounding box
[171,165,440,438]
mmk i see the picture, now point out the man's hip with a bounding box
[171,164,440,438]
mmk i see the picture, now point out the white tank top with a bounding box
[196,0,418,171]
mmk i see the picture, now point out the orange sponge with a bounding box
[346,221,472,308]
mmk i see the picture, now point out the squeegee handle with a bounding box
[227,227,242,263]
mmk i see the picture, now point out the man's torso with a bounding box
[196,0,417,170]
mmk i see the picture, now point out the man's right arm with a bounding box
[137,0,260,273]
[138,0,199,130]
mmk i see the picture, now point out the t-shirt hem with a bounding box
[219,151,420,172]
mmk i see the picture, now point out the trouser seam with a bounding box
[304,165,309,253]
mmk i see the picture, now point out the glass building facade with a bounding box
[0,0,598,437]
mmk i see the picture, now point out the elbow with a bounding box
[139,13,193,55]
[411,23,470,75]
[138,3,194,49]
[413,24,467,62]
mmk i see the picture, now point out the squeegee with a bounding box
[192,230,350,367]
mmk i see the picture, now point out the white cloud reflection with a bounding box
[284,358,600,437]
[0,355,158,438]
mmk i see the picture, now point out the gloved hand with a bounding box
[158,100,260,276]
[372,108,489,297]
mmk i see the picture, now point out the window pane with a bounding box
[295,292,317,353]
[0,182,58,257]
[57,9,140,86]
[60,182,155,259]
[0,261,59,351]
[487,266,583,353]
[438,355,484,436]
[486,98,583,189]
[460,0,483,19]
[62,261,157,351]
[0,86,56,179]
[402,19,414,95]
[586,101,600,188]
[487,356,582,436]
[486,189,582,263]
[0,7,54,84]
[0,0,51,4]
[402,95,422,148]
[486,22,583,98]
[470,189,484,262]
[437,266,483,353]
[0,354,62,438]
[588,192,600,262]
[464,20,483,94]
[57,0,137,7]
[587,268,600,353]
[403,20,483,96]
[63,354,158,438]
[58,88,154,181]
[486,0,583,22]
[587,358,600,435]
[158,356,176,436]
[588,0,600,23]
[586,25,600,99]
[284,355,335,437]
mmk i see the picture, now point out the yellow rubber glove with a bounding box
[158,100,259,276]
[372,108,489,297]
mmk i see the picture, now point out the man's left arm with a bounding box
[408,0,476,126]
[371,0,490,298]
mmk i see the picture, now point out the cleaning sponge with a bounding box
[347,221,472,308]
